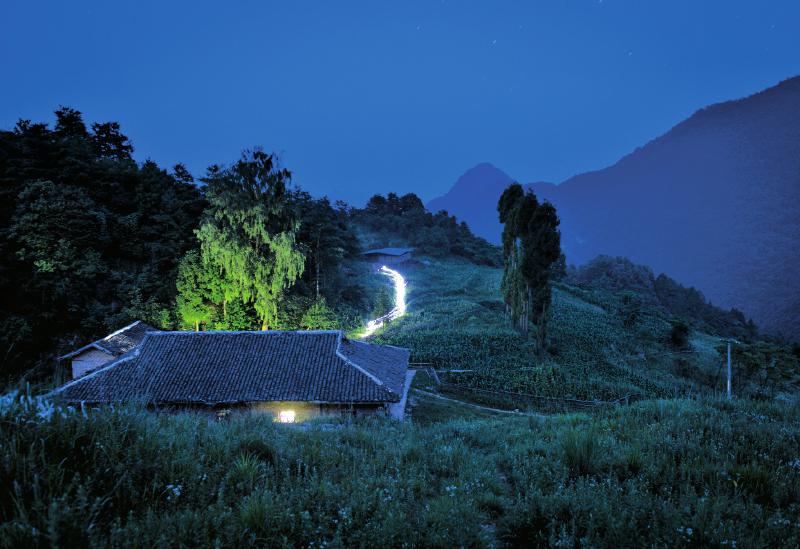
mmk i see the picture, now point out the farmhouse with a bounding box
[60,320,155,379]
[52,330,412,421]
[362,247,413,267]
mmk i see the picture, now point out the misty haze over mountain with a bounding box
[428,77,800,339]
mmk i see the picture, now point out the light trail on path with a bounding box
[360,266,406,338]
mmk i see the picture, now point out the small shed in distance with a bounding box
[362,247,413,268]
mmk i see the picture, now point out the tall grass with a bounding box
[1,392,799,547]
[561,425,601,476]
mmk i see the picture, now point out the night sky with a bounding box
[2,0,799,206]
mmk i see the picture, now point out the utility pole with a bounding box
[726,340,732,400]
[724,338,740,400]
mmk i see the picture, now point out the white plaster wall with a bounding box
[71,349,115,379]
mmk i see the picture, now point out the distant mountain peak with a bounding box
[452,162,514,187]
[426,163,514,235]
[464,161,505,172]
[422,76,800,338]
[430,163,512,197]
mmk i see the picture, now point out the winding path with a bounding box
[361,266,407,338]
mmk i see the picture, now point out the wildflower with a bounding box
[165,484,182,501]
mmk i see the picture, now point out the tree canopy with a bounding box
[193,150,306,330]
[497,183,561,354]
[353,192,501,266]
[0,108,203,378]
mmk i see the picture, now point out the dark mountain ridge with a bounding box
[427,163,514,240]
[428,77,800,338]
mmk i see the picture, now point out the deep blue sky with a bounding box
[2,1,799,206]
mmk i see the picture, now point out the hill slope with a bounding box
[371,255,799,403]
[427,77,800,338]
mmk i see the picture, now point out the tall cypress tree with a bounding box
[497,183,561,354]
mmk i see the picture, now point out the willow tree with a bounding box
[195,149,305,330]
[497,183,561,354]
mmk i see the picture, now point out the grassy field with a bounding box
[2,255,799,547]
[2,393,799,547]
[371,256,798,405]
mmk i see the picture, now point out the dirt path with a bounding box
[360,266,407,338]
[413,389,547,418]
[389,370,416,420]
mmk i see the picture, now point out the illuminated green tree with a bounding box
[196,149,305,330]
[175,251,216,331]
[373,285,393,318]
[300,298,340,330]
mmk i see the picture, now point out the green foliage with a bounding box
[175,251,216,330]
[0,109,203,378]
[497,183,561,352]
[1,395,799,547]
[352,192,501,266]
[561,425,602,476]
[720,341,800,399]
[618,291,642,328]
[373,255,798,402]
[569,255,758,341]
[177,152,364,333]
[293,194,359,300]
[670,320,691,348]
[372,285,393,318]
[299,298,340,330]
[195,150,305,330]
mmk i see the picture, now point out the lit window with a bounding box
[278,410,296,423]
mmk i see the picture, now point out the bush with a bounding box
[299,298,340,330]
[670,320,690,348]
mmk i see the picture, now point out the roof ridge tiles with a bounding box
[52,330,408,405]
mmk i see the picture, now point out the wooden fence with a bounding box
[409,362,643,413]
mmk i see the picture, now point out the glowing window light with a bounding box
[278,410,296,423]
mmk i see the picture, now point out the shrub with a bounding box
[670,320,690,348]
[299,298,340,330]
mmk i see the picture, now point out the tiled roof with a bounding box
[361,247,414,257]
[53,331,409,405]
[60,321,156,359]
[339,339,408,397]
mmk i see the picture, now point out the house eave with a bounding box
[58,342,114,361]
[57,397,400,407]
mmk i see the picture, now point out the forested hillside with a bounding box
[3,252,799,547]
[1,109,799,548]
[0,111,378,379]
[0,109,204,378]
[427,77,800,339]
[372,256,799,404]
[566,256,758,342]
[352,192,501,266]
[0,110,501,382]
